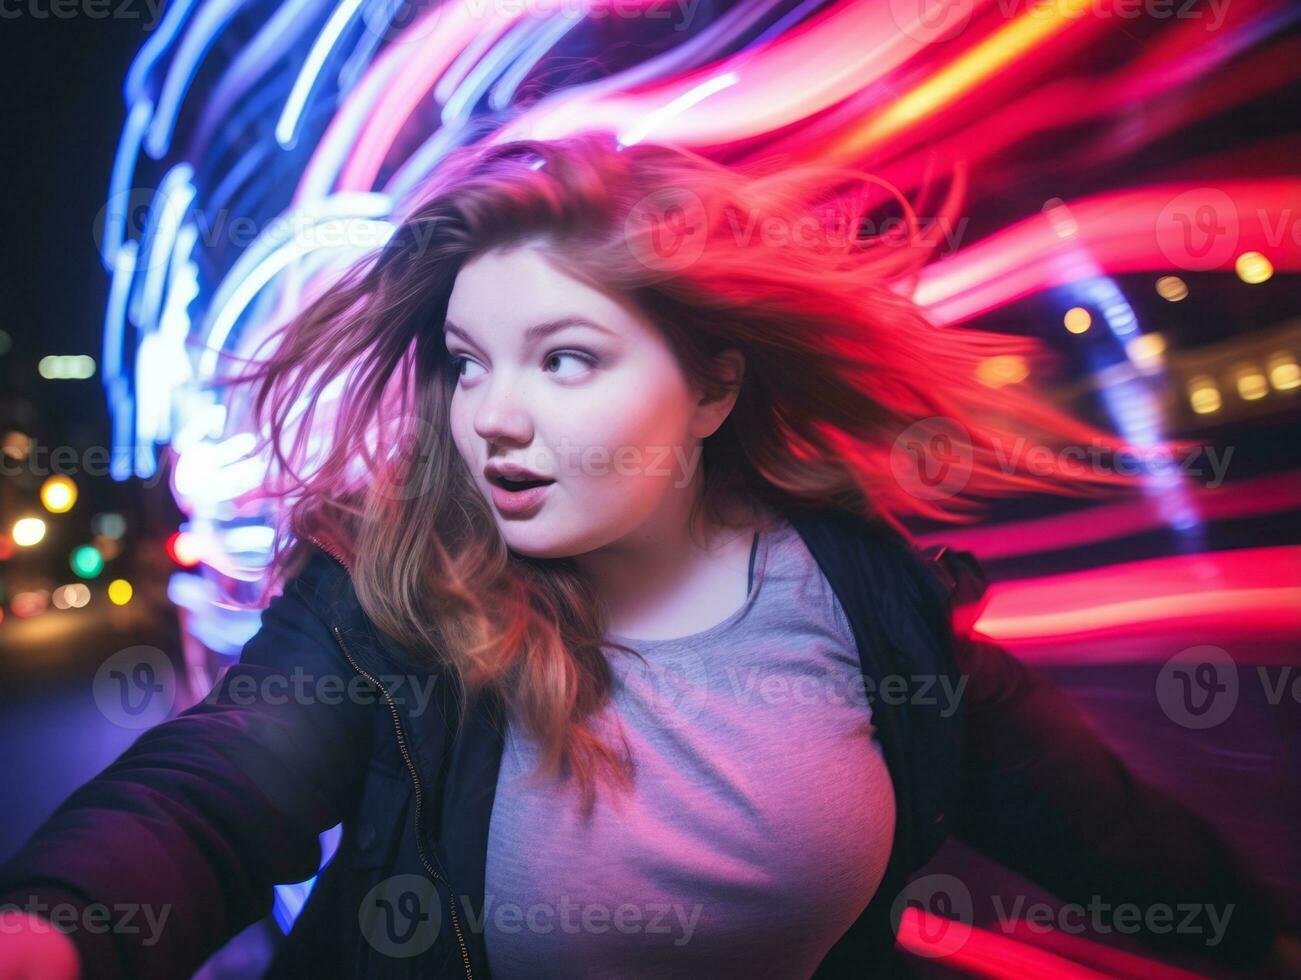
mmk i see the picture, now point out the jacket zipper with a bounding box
[307,534,475,980]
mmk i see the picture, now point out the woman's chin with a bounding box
[499,522,565,560]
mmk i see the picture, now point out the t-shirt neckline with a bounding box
[606,525,772,648]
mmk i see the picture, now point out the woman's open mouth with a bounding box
[487,474,555,515]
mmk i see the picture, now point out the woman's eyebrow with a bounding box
[444,316,617,347]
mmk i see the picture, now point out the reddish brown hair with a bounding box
[221,130,1143,815]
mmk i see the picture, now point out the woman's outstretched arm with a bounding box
[0,570,375,980]
[950,627,1286,970]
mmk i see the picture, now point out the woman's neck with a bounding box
[576,495,774,642]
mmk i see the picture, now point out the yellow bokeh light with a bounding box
[1234,251,1273,285]
[1155,276,1188,302]
[2,431,31,461]
[1063,307,1092,334]
[976,355,1029,388]
[13,517,47,547]
[1188,377,1221,415]
[1267,353,1299,391]
[1126,333,1167,371]
[1236,371,1269,401]
[108,579,134,606]
[41,475,78,514]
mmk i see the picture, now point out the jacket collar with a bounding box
[294,543,453,823]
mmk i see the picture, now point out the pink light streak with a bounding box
[913,178,1301,325]
[916,471,1301,561]
[967,546,1301,654]
[897,907,1216,979]
[495,0,1002,146]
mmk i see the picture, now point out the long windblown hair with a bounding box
[220,130,1146,815]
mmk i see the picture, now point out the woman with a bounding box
[0,132,1294,979]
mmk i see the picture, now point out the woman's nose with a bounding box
[472,376,533,443]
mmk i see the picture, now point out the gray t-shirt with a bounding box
[483,515,896,979]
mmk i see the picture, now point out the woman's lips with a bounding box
[489,479,554,515]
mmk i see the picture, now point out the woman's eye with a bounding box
[450,351,594,384]
[543,351,596,378]
[450,355,484,381]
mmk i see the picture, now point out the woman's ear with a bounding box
[690,347,745,439]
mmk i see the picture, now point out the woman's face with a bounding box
[444,243,739,559]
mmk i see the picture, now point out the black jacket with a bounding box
[0,505,1282,978]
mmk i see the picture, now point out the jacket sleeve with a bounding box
[0,568,375,980]
[950,626,1283,968]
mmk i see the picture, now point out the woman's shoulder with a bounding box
[778,502,917,567]
[273,535,362,620]
[778,502,987,616]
